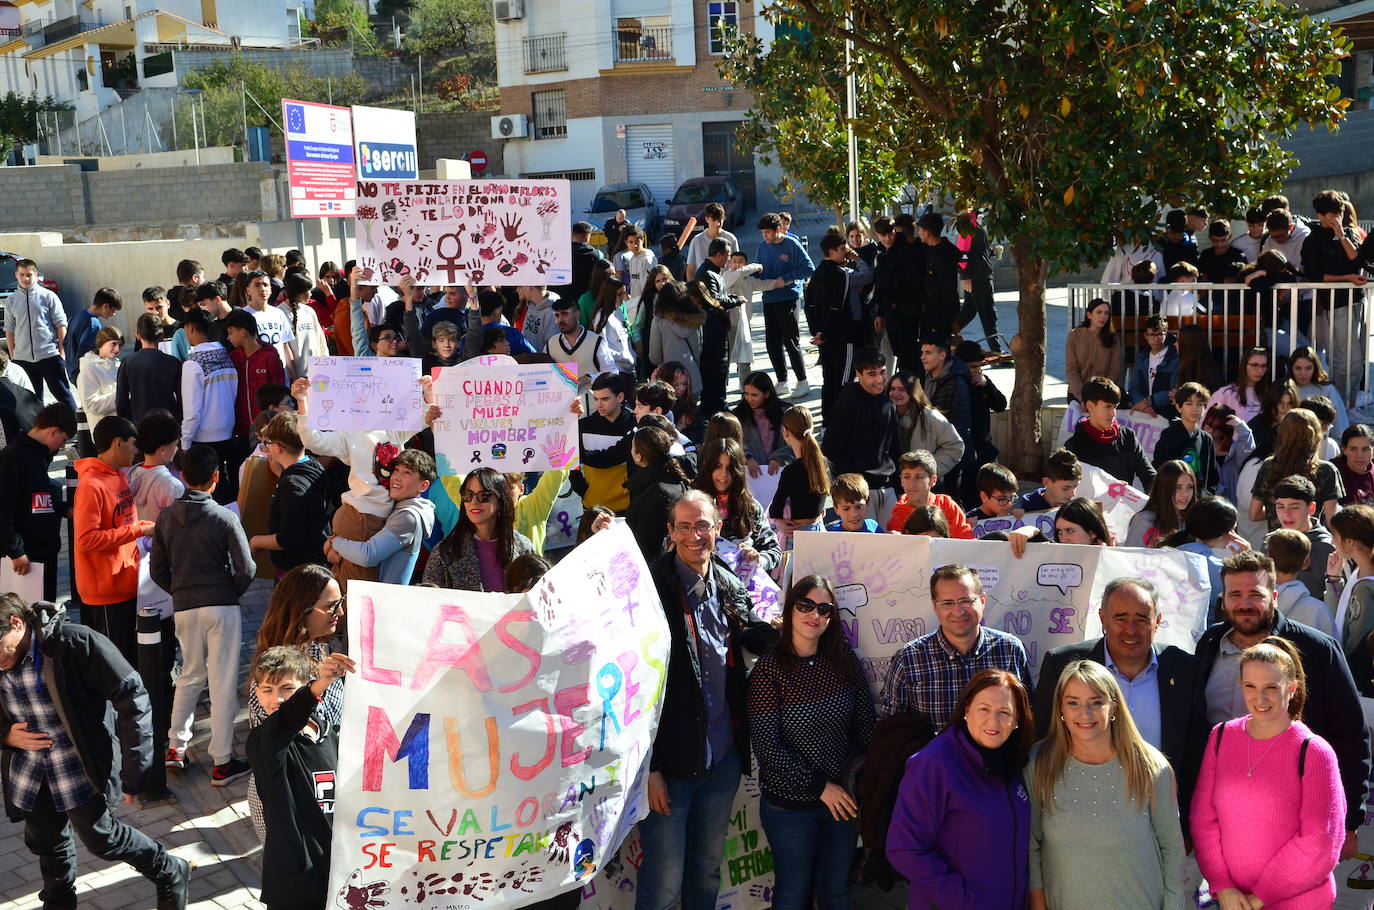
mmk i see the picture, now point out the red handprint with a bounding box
[500,213,527,242]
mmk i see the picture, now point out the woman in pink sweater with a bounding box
[1191,637,1345,910]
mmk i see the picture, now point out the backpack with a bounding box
[1213,721,1312,776]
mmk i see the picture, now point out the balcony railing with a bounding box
[523,33,566,73]
[612,25,674,63]
[23,13,106,49]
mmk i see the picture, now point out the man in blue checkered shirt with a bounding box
[878,564,1032,728]
[0,594,189,909]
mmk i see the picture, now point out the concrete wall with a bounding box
[0,162,280,230]
[34,147,237,170]
[416,112,506,174]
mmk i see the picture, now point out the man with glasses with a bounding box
[1126,314,1178,420]
[639,490,779,910]
[878,564,1031,728]
[150,443,255,785]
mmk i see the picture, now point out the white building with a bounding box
[492,0,788,219]
[0,0,299,123]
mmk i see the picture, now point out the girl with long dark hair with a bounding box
[1065,298,1121,402]
[422,468,533,591]
[732,370,793,476]
[280,271,328,379]
[623,424,692,559]
[693,437,781,574]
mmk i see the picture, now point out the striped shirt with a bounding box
[879,626,1031,729]
[0,633,96,812]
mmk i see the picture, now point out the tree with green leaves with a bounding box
[311,0,378,50]
[0,92,66,158]
[405,0,496,83]
[723,0,1349,472]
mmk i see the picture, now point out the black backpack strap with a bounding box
[1213,722,1225,755]
[1299,735,1311,778]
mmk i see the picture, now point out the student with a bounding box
[1250,410,1344,529]
[1152,381,1218,495]
[1301,395,1341,462]
[588,277,637,375]
[461,289,536,360]
[826,473,884,533]
[0,403,74,602]
[886,450,974,538]
[127,411,185,524]
[1159,497,1244,615]
[732,371,793,476]
[66,287,122,381]
[622,424,693,560]
[545,297,608,383]
[902,505,951,537]
[75,326,123,456]
[1015,448,1082,514]
[1064,298,1122,403]
[179,309,239,505]
[117,314,183,423]
[277,272,328,379]
[887,370,964,480]
[150,443,255,785]
[1053,497,1114,546]
[756,213,816,396]
[805,231,874,418]
[225,308,286,453]
[822,346,898,525]
[240,270,296,375]
[327,449,436,585]
[1335,423,1374,506]
[955,339,1007,503]
[1288,345,1350,437]
[1206,347,1270,424]
[194,281,235,347]
[1064,376,1156,490]
[247,647,356,909]
[769,406,831,549]
[579,373,637,512]
[1125,459,1197,548]
[967,463,1026,538]
[248,412,330,573]
[1265,528,1335,636]
[3,258,75,411]
[517,284,562,354]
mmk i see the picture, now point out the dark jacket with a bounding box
[0,375,42,443]
[1153,419,1218,496]
[1127,344,1179,416]
[0,604,153,821]
[557,241,604,304]
[886,725,1030,910]
[920,238,963,336]
[857,711,936,890]
[0,433,63,563]
[623,459,690,560]
[874,235,925,321]
[968,373,1006,452]
[1065,421,1156,491]
[822,381,898,487]
[1033,638,1208,830]
[268,457,331,571]
[1194,610,1370,831]
[247,685,337,909]
[150,489,255,611]
[960,225,993,280]
[115,347,183,424]
[924,357,974,440]
[804,258,874,346]
[647,550,780,781]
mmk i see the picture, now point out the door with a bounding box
[702,120,756,212]
[625,124,675,208]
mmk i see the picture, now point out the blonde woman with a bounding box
[1027,660,1184,910]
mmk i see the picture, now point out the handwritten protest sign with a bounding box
[354,178,572,287]
[1054,400,1170,463]
[306,357,423,432]
[329,523,670,909]
[1078,462,1148,543]
[715,538,782,622]
[432,356,581,475]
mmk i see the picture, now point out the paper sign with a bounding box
[283,99,357,217]
[1055,400,1170,463]
[1077,462,1148,545]
[135,539,173,620]
[746,469,781,516]
[306,356,423,432]
[1,557,43,605]
[431,356,581,474]
[716,538,782,621]
[327,523,670,909]
[354,178,573,287]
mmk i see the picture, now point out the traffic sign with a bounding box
[283,99,356,218]
[468,149,488,174]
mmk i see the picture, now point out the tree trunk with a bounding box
[1006,240,1048,476]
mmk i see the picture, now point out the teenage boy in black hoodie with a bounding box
[0,403,74,602]
[250,411,330,572]
[822,345,898,525]
[805,231,874,420]
[916,213,962,338]
[249,646,356,910]
[1065,376,1156,491]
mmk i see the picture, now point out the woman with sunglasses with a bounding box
[748,575,874,910]
[244,564,348,841]
[423,468,534,591]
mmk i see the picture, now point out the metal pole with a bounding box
[170,96,176,150]
[338,217,349,266]
[417,56,423,114]
[843,0,859,223]
[296,218,308,266]
[53,111,62,157]
[191,97,200,165]
[241,80,249,152]
[328,74,333,105]
[119,104,127,154]
[136,607,174,804]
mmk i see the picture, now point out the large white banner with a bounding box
[354,179,573,287]
[306,357,424,432]
[431,356,581,476]
[330,524,669,908]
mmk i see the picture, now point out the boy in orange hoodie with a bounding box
[74,415,154,662]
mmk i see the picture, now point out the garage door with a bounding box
[626,124,675,206]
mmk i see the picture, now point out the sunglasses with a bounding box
[314,597,344,618]
[461,490,495,503]
[794,597,835,617]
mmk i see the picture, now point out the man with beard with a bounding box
[1195,550,1368,860]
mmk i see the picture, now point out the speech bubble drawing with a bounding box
[836,583,868,614]
[1037,563,1084,596]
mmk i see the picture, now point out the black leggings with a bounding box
[763,298,806,382]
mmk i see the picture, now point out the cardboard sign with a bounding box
[306,357,424,432]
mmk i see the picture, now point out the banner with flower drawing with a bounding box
[354,179,572,287]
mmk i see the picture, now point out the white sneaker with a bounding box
[775,380,792,397]
[793,380,811,397]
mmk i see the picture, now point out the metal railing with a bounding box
[523,34,566,73]
[1068,281,1370,401]
[612,25,674,62]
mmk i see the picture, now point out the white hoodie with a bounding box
[76,351,119,421]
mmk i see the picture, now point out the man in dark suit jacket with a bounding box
[1033,577,1209,827]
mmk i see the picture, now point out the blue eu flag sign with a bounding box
[286,104,306,134]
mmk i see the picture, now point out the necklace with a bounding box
[1245,719,1286,777]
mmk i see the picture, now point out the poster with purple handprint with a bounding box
[353,178,572,287]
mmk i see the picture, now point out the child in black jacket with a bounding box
[248,646,356,910]
[1065,376,1156,492]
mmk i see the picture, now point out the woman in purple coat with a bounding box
[886,668,1034,909]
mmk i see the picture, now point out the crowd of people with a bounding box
[0,188,1369,910]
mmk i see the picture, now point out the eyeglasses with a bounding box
[461,490,495,503]
[988,494,1014,505]
[671,521,718,535]
[794,597,834,617]
[1144,331,1164,339]
[377,333,400,343]
[314,598,344,618]
[934,597,979,609]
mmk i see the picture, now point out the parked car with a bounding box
[663,177,747,234]
[0,252,59,332]
[587,182,663,247]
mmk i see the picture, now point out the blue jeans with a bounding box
[759,800,857,910]
[634,748,742,910]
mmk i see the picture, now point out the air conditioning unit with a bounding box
[494,0,525,20]
[491,113,530,139]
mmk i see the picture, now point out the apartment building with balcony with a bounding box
[493,0,789,220]
[0,0,298,124]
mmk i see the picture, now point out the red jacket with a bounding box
[230,344,286,434]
